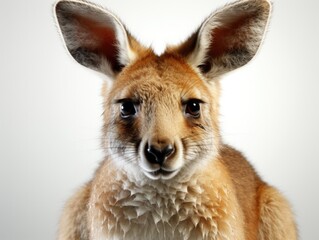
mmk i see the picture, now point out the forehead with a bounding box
[111,54,209,101]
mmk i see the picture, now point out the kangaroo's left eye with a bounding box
[185,99,202,118]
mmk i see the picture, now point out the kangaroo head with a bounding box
[103,53,221,180]
[55,0,271,180]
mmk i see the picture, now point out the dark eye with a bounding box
[185,100,201,118]
[120,101,137,119]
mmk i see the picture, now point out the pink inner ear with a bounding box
[74,15,119,71]
[209,13,255,58]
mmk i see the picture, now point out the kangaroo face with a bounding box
[103,54,220,180]
[55,0,271,180]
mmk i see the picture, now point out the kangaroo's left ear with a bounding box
[54,0,146,78]
[168,0,271,79]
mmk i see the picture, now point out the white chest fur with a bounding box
[88,168,243,240]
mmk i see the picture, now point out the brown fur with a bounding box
[55,0,298,239]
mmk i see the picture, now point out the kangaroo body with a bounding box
[54,0,298,239]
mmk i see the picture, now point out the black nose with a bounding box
[144,143,174,165]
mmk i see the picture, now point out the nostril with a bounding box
[144,145,158,164]
[144,144,175,165]
[163,145,174,158]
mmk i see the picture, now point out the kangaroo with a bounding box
[54,0,297,239]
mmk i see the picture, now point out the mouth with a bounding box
[144,168,179,180]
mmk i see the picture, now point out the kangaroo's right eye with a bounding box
[120,101,137,119]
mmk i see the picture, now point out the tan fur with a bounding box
[55,0,298,239]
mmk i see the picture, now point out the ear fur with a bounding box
[168,0,272,79]
[54,0,146,78]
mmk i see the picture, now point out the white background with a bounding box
[1,0,318,239]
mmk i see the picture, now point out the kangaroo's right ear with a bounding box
[54,0,145,78]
